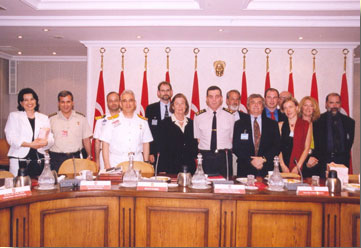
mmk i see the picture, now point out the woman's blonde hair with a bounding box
[298,96,320,122]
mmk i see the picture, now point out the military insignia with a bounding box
[137,114,148,121]
[223,108,234,114]
[48,112,57,118]
[76,111,85,117]
[195,109,206,116]
[107,114,119,120]
[95,114,106,120]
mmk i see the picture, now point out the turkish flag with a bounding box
[119,70,125,95]
[165,70,170,83]
[264,71,271,93]
[240,71,248,113]
[310,72,319,102]
[288,72,295,96]
[140,70,148,117]
[190,71,200,120]
[340,72,353,174]
[91,70,105,160]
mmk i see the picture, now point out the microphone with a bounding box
[154,153,160,179]
[294,158,303,183]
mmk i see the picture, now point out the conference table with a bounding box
[0,177,359,247]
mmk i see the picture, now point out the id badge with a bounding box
[152,119,158,126]
[241,133,249,140]
[61,130,68,137]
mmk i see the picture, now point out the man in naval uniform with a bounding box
[93,91,121,170]
[101,90,153,169]
[49,90,92,172]
[194,86,235,178]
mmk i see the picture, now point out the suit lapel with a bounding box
[246,116,256,154]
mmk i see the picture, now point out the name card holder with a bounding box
[80,181,111,190]
[296,186,329,196]
[214,184,245,194]
[0,186,32,200]
[137,182,168,191]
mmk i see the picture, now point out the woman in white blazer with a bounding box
[4,88,54,177]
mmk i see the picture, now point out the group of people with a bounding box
[4,82,355,179]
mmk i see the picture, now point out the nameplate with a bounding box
[136,182,168,191]
[296,186,329,196]
[214,184,245,194]
[79,181,111,190]
[0,186,32,200]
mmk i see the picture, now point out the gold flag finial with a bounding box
[143,47,149,71]
[120,47,126,71]
[311,49,318,73]
[100,47,106,71]
[193,48,200,70]
[242,48,248,71]
[165,47,171,71]
[343,48,349,72]
[265,48,271,72]
[288,49,294,72]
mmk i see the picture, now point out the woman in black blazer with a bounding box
[157,93,198,174]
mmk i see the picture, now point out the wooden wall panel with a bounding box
[119,197,135,247]
[236,201,323,247]
[0,208,11,247]
[135,197,221,247]
[340,203,360,247]
[220,200,236,247]
[28,197,119,247]
[12,205,29,247]
[324,203,340,247]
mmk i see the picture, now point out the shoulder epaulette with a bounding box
[95,114,106,121]
[195,109,206,116]
[223,107,235,114]
[75,111,85,117]
[137,114,148,121]
[48,112,57,118]
[107,114,119,120]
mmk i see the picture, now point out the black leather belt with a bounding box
[199,149,229,154]
[49,151,81,157]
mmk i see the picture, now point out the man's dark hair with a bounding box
[157,81,172,91]
[264,88,279,98]
[206,86,222,97]
[57,90,74,101]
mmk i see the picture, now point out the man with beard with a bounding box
[93,92,121,170]
[313,93,355,177]
[145,81,173,164]
[101,90,153,168]
[226,89,249,121]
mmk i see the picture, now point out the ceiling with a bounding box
[0,0,359,57]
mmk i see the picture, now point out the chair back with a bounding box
[0,138,10,166]
[58,158,98,175]
[0,170,14,178]
[116,161,154,178]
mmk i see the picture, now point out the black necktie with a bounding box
[164,105,169,118]
[211,111,217,151]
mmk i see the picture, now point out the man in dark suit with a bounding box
[262,88,287,122]
[313,93,355,177]
[233,94,280,177]
[145,81,173,163]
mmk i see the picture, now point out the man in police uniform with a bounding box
[101,90,153,169]
[194,86,235,178]
[49,90,92,172]
[145,81,173,164]
[93,91,121,170]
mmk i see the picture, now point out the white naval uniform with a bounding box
[100,112,153,167]
[93,113,112,170]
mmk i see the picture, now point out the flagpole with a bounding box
[310,49,319,102]
[240,48,248,113]
[140,47,149,116]
[288,49,295,96]
[121,47,126,71]
[343,48,349,73]
[265,48,271,73]
[190,48,200,120]
[264,48,271,92]
[242,48,248,71]
[288,49,294,73]
[100,47,105,71]
[165,47,171,82]
[312,49,318,73]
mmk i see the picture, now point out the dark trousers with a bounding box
[199,150,232,179]
[49,151,82,172]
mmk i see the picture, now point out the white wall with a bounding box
[85,43,356,126]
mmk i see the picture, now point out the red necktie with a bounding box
[270,111,275,120]
[254,117,260,156]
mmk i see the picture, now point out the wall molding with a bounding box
[1,15,359,27]
[0,53,87,62]
[0,51,12,60]
[81,40,360,49]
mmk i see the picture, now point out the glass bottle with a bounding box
[38,152,55,189]
[191,153,209,189]
[268,156,285,191]
[122,152,138,187]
